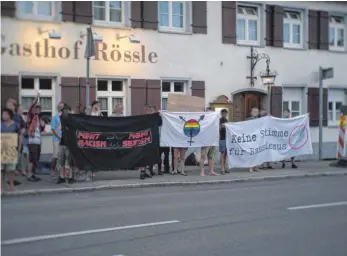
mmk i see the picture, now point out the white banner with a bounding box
[226,114,313,168]
[160,112,219,147]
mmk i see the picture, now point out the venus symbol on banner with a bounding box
[288,124,309,149]
[179,115,205,146]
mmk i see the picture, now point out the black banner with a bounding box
[64,113,161,171]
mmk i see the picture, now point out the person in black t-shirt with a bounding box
[219,109,230,174]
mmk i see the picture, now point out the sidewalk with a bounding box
[2,161,347,197]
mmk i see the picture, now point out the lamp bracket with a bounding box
[246,47,271,87]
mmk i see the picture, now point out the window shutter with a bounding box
[61,77,80,111]
[146,80,161,110]
[61,1,74,22]
[221,1,236,44]
[273,5,284,47]
[1,1,15,17]
[142,1,158,30]
[192,1,207,34]
[308,10,318,49]
[131,79,147,115]
[270,86,282,117]
[318,11,329,50]
[191,81,205,98]
[1,75,19,108]
[307,88,327,127]
[265,5,274,46]
[131,1,143,28]
[78,78,96,107]
[75,1,93,24]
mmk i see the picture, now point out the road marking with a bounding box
[1,220,180,246]
[288,201,347,211]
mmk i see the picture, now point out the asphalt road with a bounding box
[2,176,347,256]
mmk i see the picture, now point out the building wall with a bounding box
[1,1,347,159]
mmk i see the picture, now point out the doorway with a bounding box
[245,93,263,118]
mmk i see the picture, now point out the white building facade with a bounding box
[1,1,347,159]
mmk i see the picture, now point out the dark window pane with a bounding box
[174,82,184,92]
[328,102,333,110]
[112,81,123,91]
[162,82,171,92]
[21,78,35,89]
[97,80,108,91]
[39,78,52,90]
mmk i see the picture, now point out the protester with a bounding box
[26,91,45,182]
[16,105,28,176]
[247,107,260,172]
[110,104,124,117]
[219,109,230,175]
[282,109,298,169]
[51,102,64,177]
[259,109,273,170]
[55,105,75,184]
[90,100,103,116]
[200,107,219,176]
[1,108,22,191]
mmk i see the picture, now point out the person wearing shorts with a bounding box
[200,146,218,176]
[51,102,64,177]
[219,109,229,174]
[1,108,22,191]
[172,147,188,176]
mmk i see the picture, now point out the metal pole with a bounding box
[268,85,272,114]
[319,66,323,160]
[86,57,90,110]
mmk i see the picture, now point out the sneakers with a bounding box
[27,175,41,182]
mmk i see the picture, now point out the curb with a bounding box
[2,171,347,197]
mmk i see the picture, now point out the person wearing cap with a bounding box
[90,100,103,116]
[219,109,230,175]
[26,91,45,182]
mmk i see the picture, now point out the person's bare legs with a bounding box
[200,154,206,176]
[27,162,34,178]
[179,149,187,175]
[7,171,15,190]
[220,152,226,174]
[172,149,179,174]
[208,158,218,176]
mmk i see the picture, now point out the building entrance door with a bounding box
[245,93,263,118]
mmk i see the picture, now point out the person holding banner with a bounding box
[219,109,230,175]
[247,108,260,172]
[26,91,45,182]
[1,108,22,191]
[200,107,219,176]
[282,109,298,169]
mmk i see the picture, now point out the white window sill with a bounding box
[16,13,60,23]
[329,46,346,53]
[283,43,304,50]
[93,20,130,30]
[237,40,261,47]
[158,28,192,35]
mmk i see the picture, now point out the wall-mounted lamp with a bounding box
[80,31,103,42]
[37,27,62,39]
[116,33,140,44]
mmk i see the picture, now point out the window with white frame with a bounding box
[93,1,130,27]
[16,1,60,21]
[161,81,187,110]
[329,15,346,51]
[328,89,345,125]
[158,1,190,32]
[237,5,259,45]
[96,79,126,116]
[283,10,303,48]
[20,77,55,123]
[283,101,301,117]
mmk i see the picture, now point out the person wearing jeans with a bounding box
[219,109,229,175]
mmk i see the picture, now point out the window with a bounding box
[16,1,60,21]
[161,81,187,110]
[329,16,346,51]
[237,5,259,45]
[328,89,346,125]
[283,10,303,48]
[158,1,190,32]
[20,77,55,122]
[93,1,130,27]
[283,101,301,117]
[96,79,126,116]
